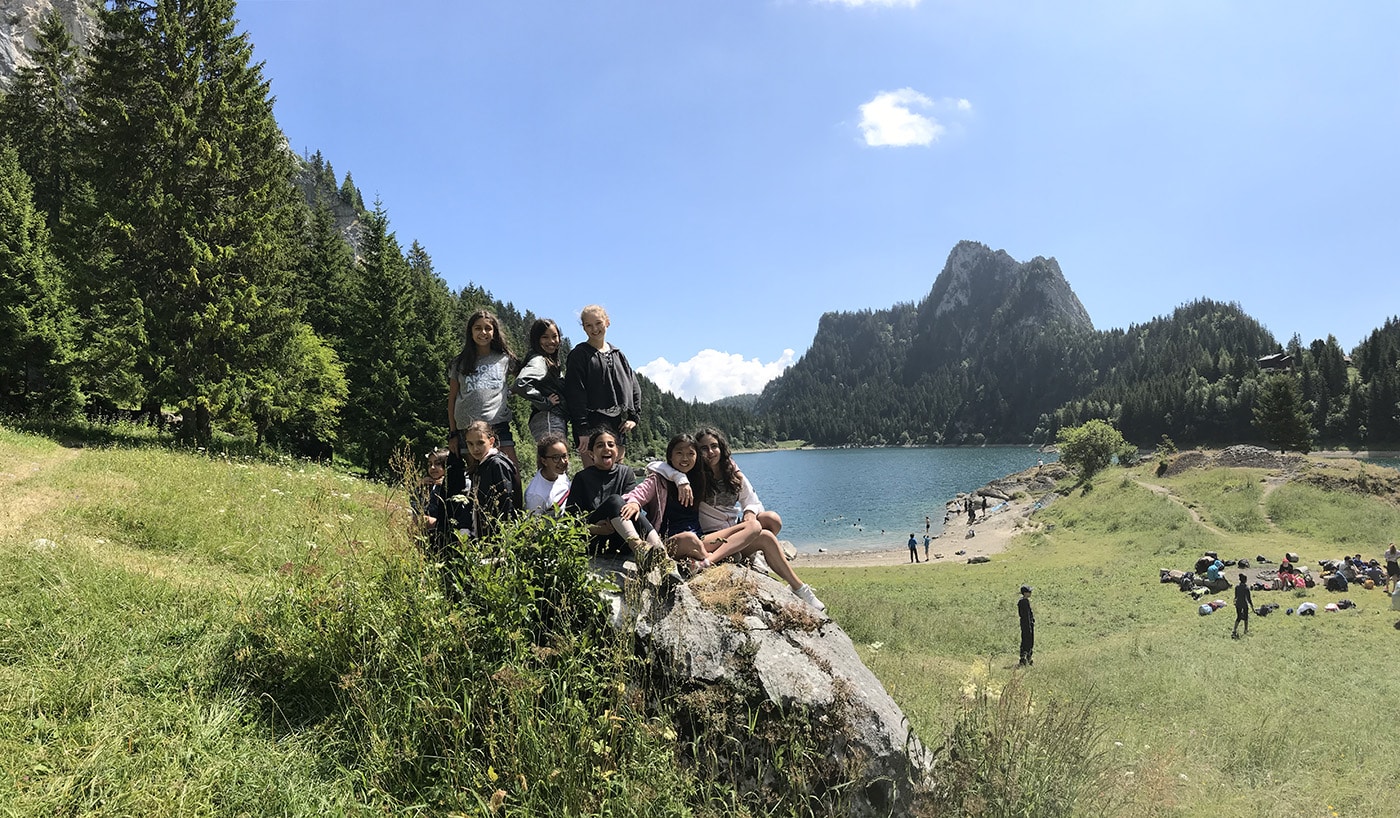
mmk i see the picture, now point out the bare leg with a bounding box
[757,509,782,537]
[740,530,804,590]
[612,517,663,549]
[665,532,708,561]
[701,520,764,564]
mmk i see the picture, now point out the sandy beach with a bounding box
[791,492,1038,569]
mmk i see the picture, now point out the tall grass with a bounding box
[1267,481,1400,549]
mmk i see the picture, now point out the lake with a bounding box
[730,448,1400,554]
[730,447,1052,554]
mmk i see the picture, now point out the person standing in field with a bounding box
[1018,585,1035,667]
[564,305,641,467]
[1232,573,1252,639]
[1384,542,1399,594]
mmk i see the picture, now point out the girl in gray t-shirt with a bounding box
[447,310,518,492]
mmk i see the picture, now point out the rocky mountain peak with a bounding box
[927,240,1092,331]
[0,0,96,87]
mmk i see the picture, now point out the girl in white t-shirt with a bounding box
[524,434,571,515]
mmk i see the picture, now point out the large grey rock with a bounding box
[617,553,933,816]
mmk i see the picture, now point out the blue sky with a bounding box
[235,0,1400,401]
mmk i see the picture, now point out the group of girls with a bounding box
[531,425,824,612]
[425,304,640,541]
[420,304,823,611]
[445,304,641,496]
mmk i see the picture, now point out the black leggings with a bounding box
[585,495,655,556]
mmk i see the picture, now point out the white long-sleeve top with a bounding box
[646,460,765,534]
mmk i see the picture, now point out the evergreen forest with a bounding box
[3,2,1399,474]
[0,2,772,475]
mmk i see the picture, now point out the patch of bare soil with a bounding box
[0,446,82,541]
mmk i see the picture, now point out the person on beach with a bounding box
[523,433,571,515]
[923,533,931,561]
[460,420,521,539]
[565,428,662,557]
[1232,572,1252,639]
[563,305,641,467]
[908,533,919,563]
[1018,585,1035,667]
[448,310,518,495]
[513,318,569,444]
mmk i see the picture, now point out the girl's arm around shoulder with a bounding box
[647,460,689,486]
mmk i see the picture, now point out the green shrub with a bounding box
[927,676,1114,818]
[223,514,700,815]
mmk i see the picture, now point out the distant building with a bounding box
[1257,352,1294,371]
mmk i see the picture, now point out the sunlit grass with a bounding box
[806,458,1400,818]
[7,420,1400,817]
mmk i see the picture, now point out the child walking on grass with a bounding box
[1232,573,1252,639]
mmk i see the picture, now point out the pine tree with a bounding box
[77,0,304,441]
[297,197,355,349]
[0,10,81,233]
[339,171,364,211]
[0,143,80,414]
[341,202,416,475]
[1253,374,1312,453]
[404,241,456,446]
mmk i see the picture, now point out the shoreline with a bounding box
[789,492,1039,569]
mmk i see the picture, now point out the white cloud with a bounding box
[858,88,943,147]
[820,0,922,7]
[639,349,796,403]
[956,97,972,111]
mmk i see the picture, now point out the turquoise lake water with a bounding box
[729,449,1400,554]
[730,447,1053,553]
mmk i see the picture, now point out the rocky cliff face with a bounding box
[918,239,1094,360]
[0,0,96,87]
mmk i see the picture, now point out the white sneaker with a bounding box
[794,583,826,612]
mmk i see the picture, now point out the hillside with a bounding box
[759,240,1400,450]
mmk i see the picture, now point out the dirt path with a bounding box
[0,440,246,594]
[0,442,83,542]
[1259,475,1288,529]
[1132,478,1227,537]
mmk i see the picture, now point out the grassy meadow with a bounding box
[808,463,1400,818]
[2,421,1398,816]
